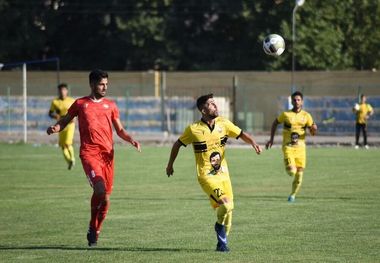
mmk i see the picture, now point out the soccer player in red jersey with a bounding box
[47,69,141,246]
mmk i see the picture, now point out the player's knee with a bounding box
[218,197,233,213]
[93,181,106,196]
[286,167,297,177]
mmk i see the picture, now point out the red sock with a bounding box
[90,193,102,230]
[97,198,110,232]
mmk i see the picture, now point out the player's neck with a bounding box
[89,93,104,102]
[292,107,302,113]
[201,116,216,128]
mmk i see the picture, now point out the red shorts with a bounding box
[80,151,114,194]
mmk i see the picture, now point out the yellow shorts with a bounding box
[198,174,234,209]
[283,145,306,168]
[59,122,75,147]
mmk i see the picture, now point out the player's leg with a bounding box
[355,123,360,148]
[59,130,71,165]
[200,178,232,252]
[283,147,297,202]
[66,123,76,167]
[291,168,304,196]
[221,179,234,236]
[290,148,306,201]
[362,124,369,148]
[81,155,107,246]
[86,180,108,247]
[215,196,233,252]
[95,153,114,234]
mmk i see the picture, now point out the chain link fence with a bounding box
[0,70,379,143]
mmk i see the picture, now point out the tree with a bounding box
[0,0,378,71]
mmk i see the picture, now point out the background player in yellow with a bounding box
[166,94,262,252]
[353,94,374,149]
[266,91,317,203]
[49,83,76,169]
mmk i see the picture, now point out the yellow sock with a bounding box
[224,211,232,236]
[291,171,303,196]
[62,147,71,164]
[216,201,233,225]
[68,145,75,162]
[217,204,228,225]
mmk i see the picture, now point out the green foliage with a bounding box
[0,0,379,70]
[0,144,379,262]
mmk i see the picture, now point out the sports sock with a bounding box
[90,193,105,230]
[216,201,233,225]
[214,222,228,247]
[62,147,71,164]
[291,171,304,196]
[96,197,110,232]
[68,145,75,162]
[224,211,232,236]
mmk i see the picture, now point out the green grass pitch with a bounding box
[0,143,379,262]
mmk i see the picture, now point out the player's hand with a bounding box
[46,125,60,135]
[252,143,262,154]
[265,140,273,149]
[166,165,174,177]
[131,140,141,152]
[310,124,318,136]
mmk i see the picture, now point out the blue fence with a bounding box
[1,95,378,136]
[280,96,380,135]
[0,96,196,134]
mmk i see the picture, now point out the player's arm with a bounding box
[48,110,60,120]
[48,102,60,120]
[112,118,141,152]
[46,113,74,135]
[239,131,262,154]
[309,123,318,136]
[266,118,279,149]
[166,140,183,177]
[367,106,374,118]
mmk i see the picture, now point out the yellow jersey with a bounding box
[49,97,75,118]
[179,117,242,180]
[277,110,314,147]
[356,103,373,124]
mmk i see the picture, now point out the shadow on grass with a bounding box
[238,195,356,201]
[0,245,208,253]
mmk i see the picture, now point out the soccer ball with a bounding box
[263,34,285,56]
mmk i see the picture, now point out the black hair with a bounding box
[89,69,108,86]
[291,91,303,100]
[210,151,221,161]
[57,83,68,90]
[360,94,365,99]
[196,93,213,111]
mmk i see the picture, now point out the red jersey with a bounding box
[68,96,119,156]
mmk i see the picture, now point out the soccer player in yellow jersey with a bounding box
[353,94,374,149]
[266,91,317,203]
[166,94,262,252]
[49,83,76,169]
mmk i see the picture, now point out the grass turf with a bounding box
[0,144,379,262]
